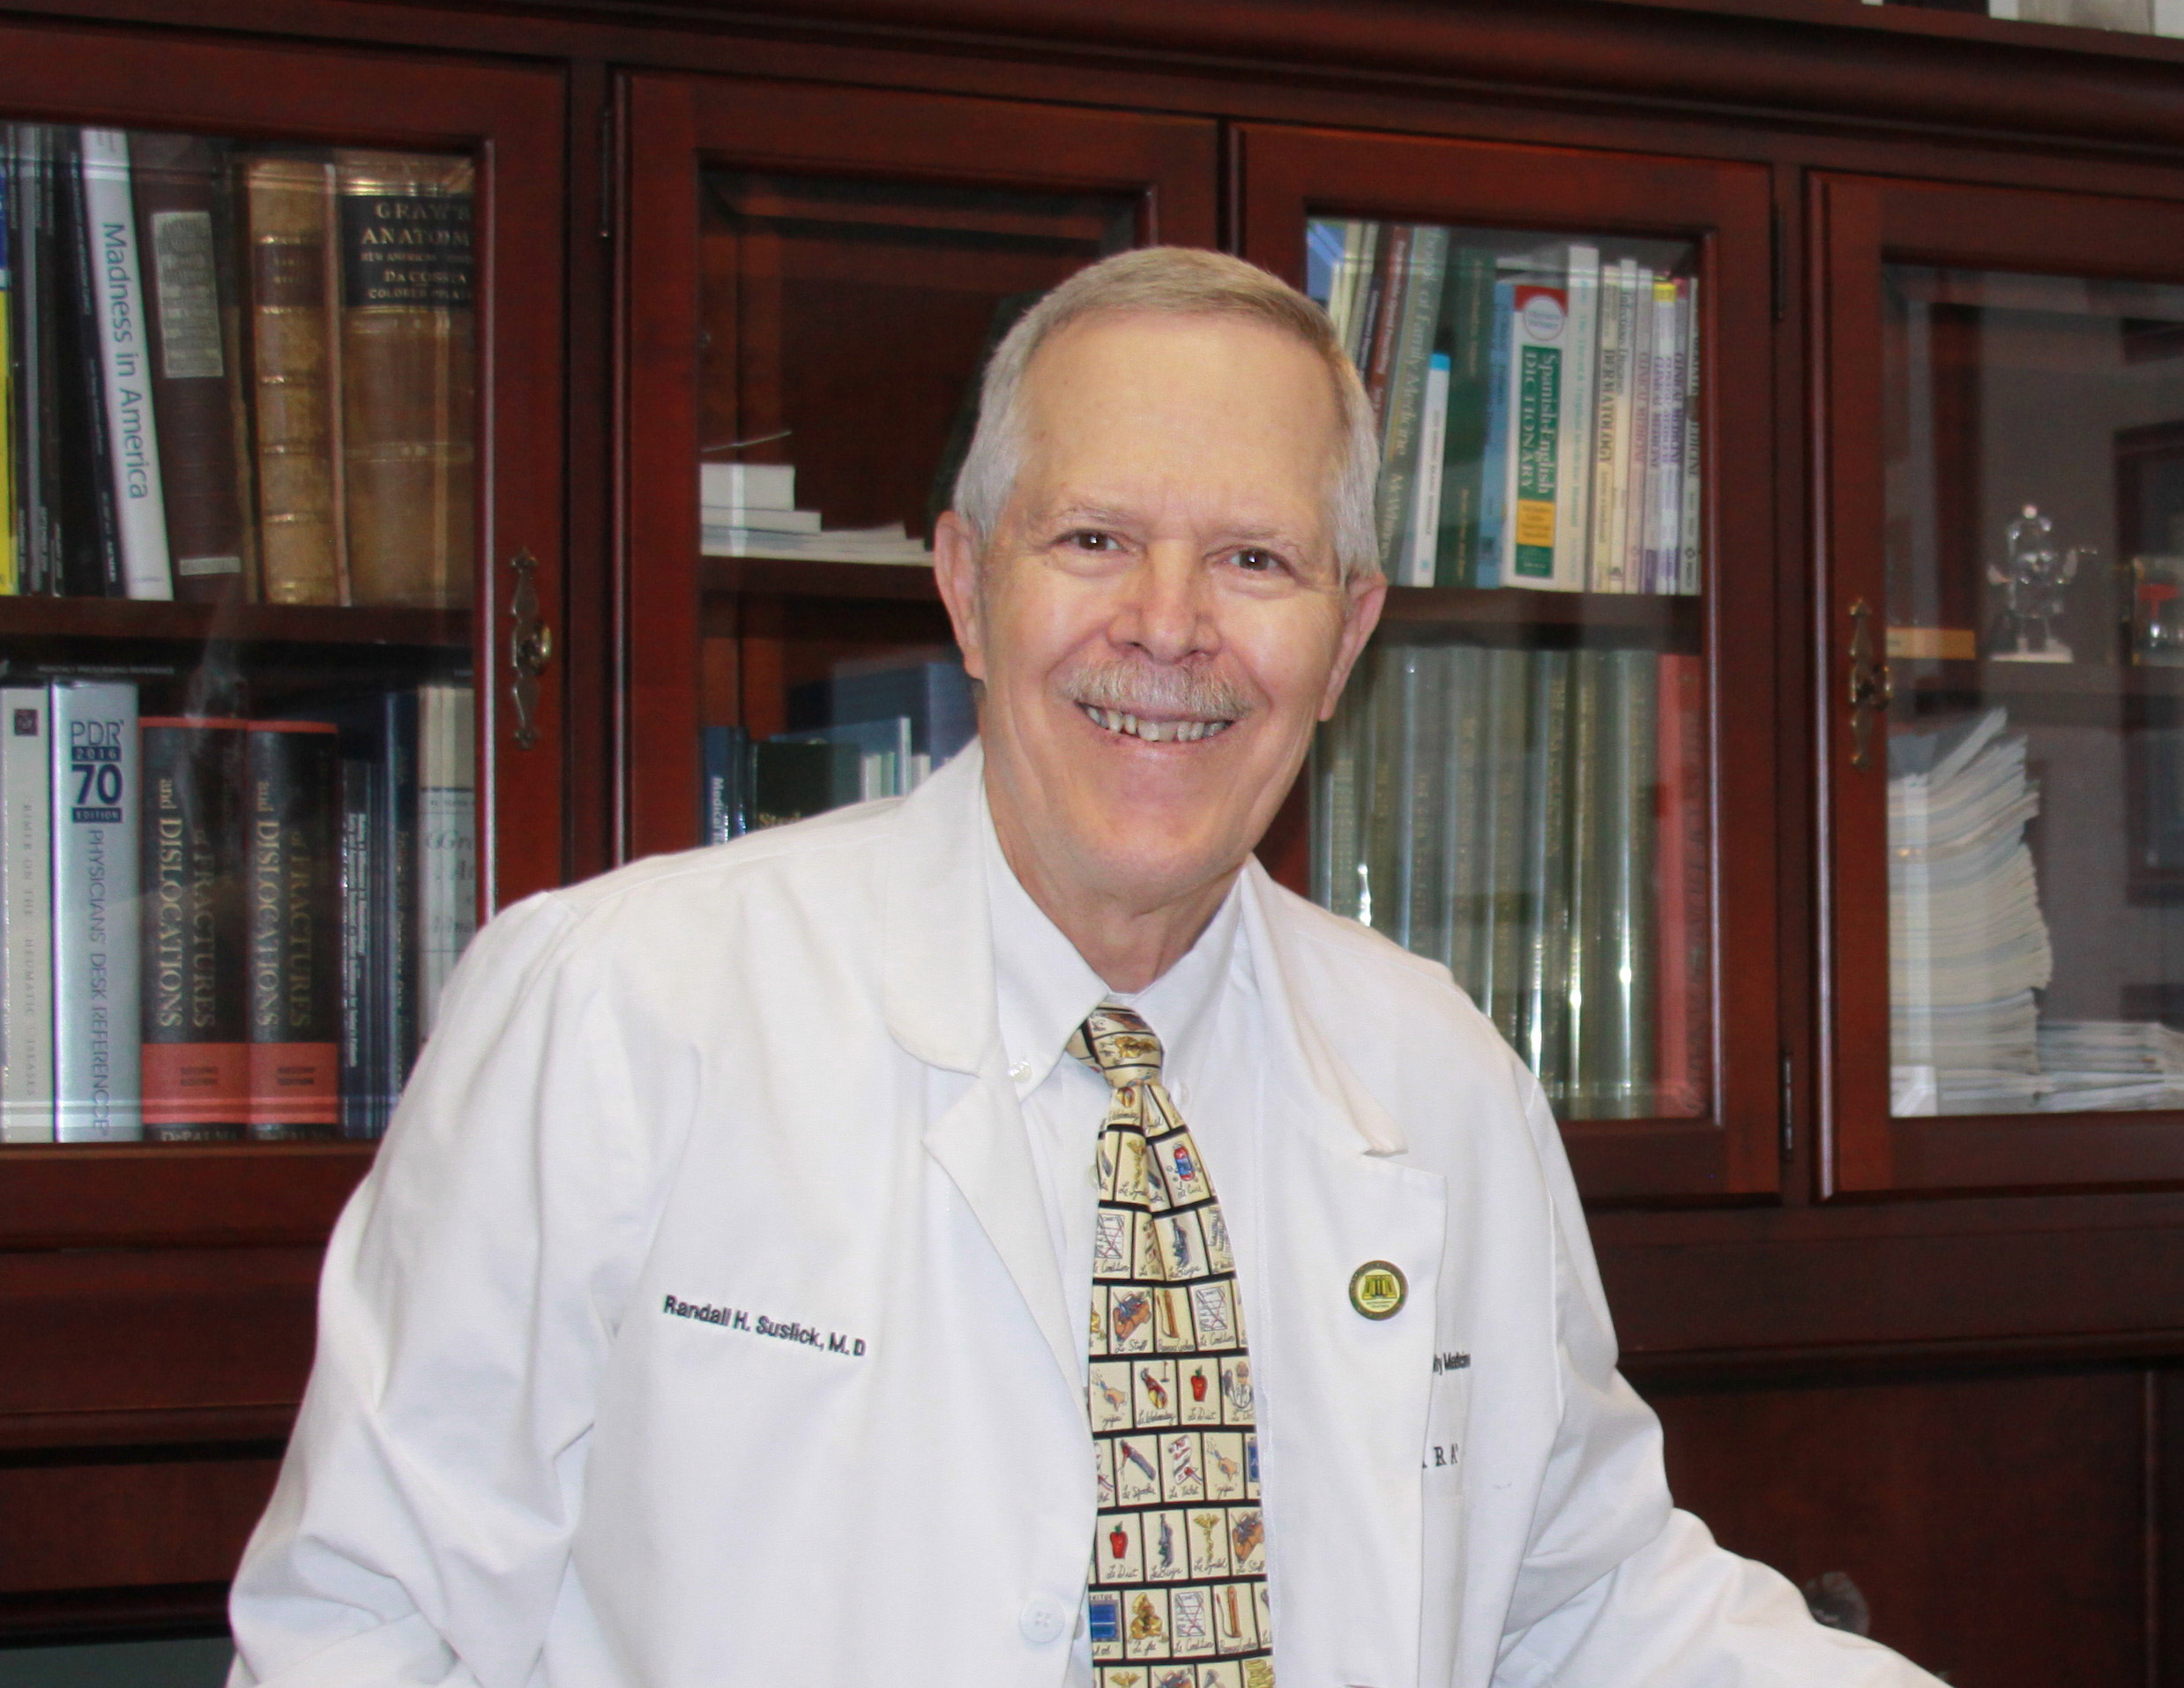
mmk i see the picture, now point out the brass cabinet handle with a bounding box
[507,547,554,750]
[1846,598,1893,770]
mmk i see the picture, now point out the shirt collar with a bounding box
[980,783,1247,1094]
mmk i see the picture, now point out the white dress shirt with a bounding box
[981,790,1267,1684]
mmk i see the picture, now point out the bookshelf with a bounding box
[4,0,2184,1672]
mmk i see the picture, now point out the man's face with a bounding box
[936,311,1385,914]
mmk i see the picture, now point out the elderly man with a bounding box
[227,248,1934,1687]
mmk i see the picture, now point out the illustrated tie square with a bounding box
[1070,1002,1273,1688]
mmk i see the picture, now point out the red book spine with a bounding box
[245,721,342,1139]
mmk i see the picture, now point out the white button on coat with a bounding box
[1017,1597,1068,1646]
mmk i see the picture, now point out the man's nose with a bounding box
[1114,542,1216,665]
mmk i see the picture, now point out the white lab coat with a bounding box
[228,743,1936,1688]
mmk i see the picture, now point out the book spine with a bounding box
[1357,644,1400,934]
[1518,651,1572,1095]
[0,688,52,1141]
[58,131,123,597]
[1345,222,1383,370]
[337,753,381,1138]
[1653,651,1709,1115]
[1648,275,1684,597]
[336,151,477,609]
[1323,220,1363,355]
[1562,652,1605,1112]
[1404,353,1450,587]
[1405,648,1452,965]
[245,153,343,605]
[1389,647,1426,951]
[1375,225,1448,576]
[1319,687,1362,920]
[245,721,341,1139]
[20,129,64,594]
[379,688,420,1104]
[1507,284,1569,590]
[1554,246,1600,594]
[1588,260,1627,593]
[80,130,173,601]
[1438,645,1486,991]
[1480,646,1533,1044]
[1476,280,1515,590]
[1621,265,1656,598]
[0,147,14,596]
[1679,275,1703,596]
[416,682,476,1040]
[1583,652,1658,1118]
[131,132,248,602]
[1361,225,1409,428]
[50,681,140,1141]
[1434,249,1494,588]
[139,718,247,1139]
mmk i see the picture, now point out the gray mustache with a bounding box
[1063,661,1255,721]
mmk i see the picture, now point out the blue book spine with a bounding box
[1475,280,1516,590]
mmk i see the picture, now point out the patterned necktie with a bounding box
[1070,1001,1273,1688]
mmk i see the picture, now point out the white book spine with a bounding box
[1679,276,1703,594]
[50,682,139,1141]
[1588,262,1629,594]
[1554,246,1600,594]
[416,683,477,1041]
[1621,266,1657,596]
[1405,353,1450,586]
[1,690,53,1143]
[1326,220,1363,351]
[1605,260,1641,594]
[697,462,795,512]
[79,130,173,601]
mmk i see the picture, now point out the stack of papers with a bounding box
[1888,708,2054,1116]
[2038,1021,2184,1112]
[699,463,933,566]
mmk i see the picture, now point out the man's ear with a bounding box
[1318,568,1388,721]
[933,510,989,683]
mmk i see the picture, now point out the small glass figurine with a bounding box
[1989,504,2096,663]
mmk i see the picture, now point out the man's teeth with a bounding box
[1080,705,1231,743]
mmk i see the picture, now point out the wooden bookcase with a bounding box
[4,0,2184,1677]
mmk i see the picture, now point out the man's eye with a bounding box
[1232,548,1285,573]
[1066,531,1118,552]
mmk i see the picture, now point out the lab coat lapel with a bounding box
[883,745,1083,1400]
[1241,863,1448,1688]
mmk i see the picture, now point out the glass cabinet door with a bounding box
[1240,125,1778,1198]
[0,32,564,1239]
[619,75,1216,863]
[1819,174,2184,1193]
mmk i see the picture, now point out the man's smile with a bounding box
[1077,703,1235,743]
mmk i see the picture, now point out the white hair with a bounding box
[950,247,1381,584]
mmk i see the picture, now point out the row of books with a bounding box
[1,127,475,608]
[1887,708,2055,1116]
[0,680,474,1144]
[1311,640,1710,1119]
[698,463,933,566]
[1312,220,1702,595]
[702,657,975,839]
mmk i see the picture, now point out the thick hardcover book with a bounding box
[1375,225,1449,576]
[1517,651,1572,1091]
[373,688,421,1113]
[1479,646,1534,1042]
[131,132,250,602]
[1433,249,1494,588]
[416,682,475,1041]
[1553,246,1600,594]
[1560,651,1606,1107]
[0,688,52,1142]
[245,151,344,605]
[1474,280,1516,590]
[1437,645,1487,995]
[1653,651,1710,1115]
[1507,283,1574,591]
[244,721,341,1139]
[1645,275,1684,594]
[1342,223,1383,373]
[336,151,476,609]
[1360,225,1409,428]
[1326,221,1371,359]
[751,739,855,829]
[1357,644,1402,937]
[1386,647,1427,950]
[12,128,63,595]
[139,717,247,1139]
[80,129,174,601]
[51,681,140,1141]
[1572,652,1658,1119]
[56,131,123,597]
[1402,647,1452,961]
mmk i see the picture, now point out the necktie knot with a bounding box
[1068,1002,1164,1088]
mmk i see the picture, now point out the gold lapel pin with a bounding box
[1349,1260,1407,1320]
